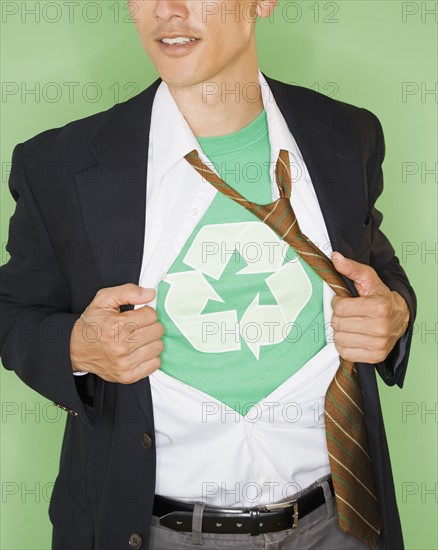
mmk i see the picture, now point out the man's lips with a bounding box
[156,34,200,41]
[156,38,201,55]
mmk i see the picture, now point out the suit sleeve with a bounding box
[0,143,99,428]
[364,110,417,388]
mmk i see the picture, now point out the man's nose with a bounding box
[153,0,190,21]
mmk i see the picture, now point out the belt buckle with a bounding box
[263,500,299,529]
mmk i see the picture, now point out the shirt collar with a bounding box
[151,69,302,186]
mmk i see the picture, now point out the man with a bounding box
[0,0,416,549]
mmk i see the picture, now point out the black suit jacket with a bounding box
[0,73,416,550]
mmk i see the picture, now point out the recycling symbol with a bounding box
[163,222,312,360]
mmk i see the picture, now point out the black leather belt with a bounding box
[153,477,334,535]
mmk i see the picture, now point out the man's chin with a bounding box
[158,72,207,91]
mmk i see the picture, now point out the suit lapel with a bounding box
[73,77,162,427]
[74,77,161,290]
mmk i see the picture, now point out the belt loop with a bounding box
[321,478,335,520]
[250,509,260,536]
[192,502,206,545]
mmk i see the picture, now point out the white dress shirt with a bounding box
[129,70,342,507]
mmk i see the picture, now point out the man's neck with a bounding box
[166,68,264,138]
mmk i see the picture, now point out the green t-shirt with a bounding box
[156,109,326,414]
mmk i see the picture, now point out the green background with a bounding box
[1,1,436,548]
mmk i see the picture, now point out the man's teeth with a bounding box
[161,37,197,45]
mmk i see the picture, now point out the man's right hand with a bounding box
[70,284,164,383]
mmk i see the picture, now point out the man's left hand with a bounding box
[330,251,410,364]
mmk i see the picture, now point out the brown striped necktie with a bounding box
[183,148,382,548]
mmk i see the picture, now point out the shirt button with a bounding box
[191,207,199,216]
[265,476,272,483]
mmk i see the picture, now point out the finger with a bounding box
[117,334,164,368]
[112,338,164,383]
[120,304,161,327]
[333,345,391,364]
[134,338,164,366]
[331,252,383,297]
[118,357,162,384]
[331,315,391,337]
[109,322,164,355]
[132,356,162,380]
[333,331,389,353]
[331,295,384,318]
[93,283,156,311]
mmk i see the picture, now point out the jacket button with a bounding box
[128,532,143,549]
[140,432,153,449]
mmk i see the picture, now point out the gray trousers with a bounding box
[149,474,385,550]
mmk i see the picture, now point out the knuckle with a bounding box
[371,345,388,362]
[154,322,165,338]
[380,320,392,337]
[336,301,347,316]
[375,301,390,317]
[118,283,135,296]
[361,264,375,279]
[148,357,161,372]
[119,371,136,385]
[142,346,156,362]
[149,341,164,357]
[95,287,111,301]
[374,337,388,352]
[145,308,158,324]
[124,324,141,343]
[116,354,132,370]
[340,349,352,361]
[111,344,126,359]
[333,342,343,355]
[117,371,130,384]
[372,320,384,336]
